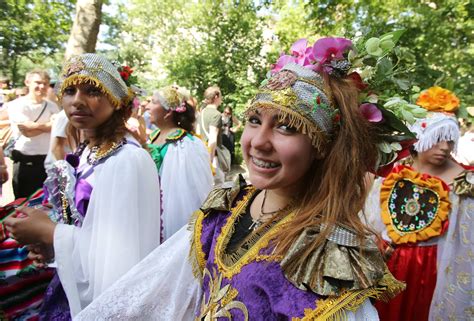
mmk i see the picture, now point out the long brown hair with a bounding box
[272,74,379,272]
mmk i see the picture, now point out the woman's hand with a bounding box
[4,206,56,246]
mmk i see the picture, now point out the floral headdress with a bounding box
[56,54,133,109]
[152,86,188,113]
[409,86,460,153]
[248,32,427,176]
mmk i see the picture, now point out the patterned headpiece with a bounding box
[246,63,338,150]
[56,53,131,109]
[410,112,460,153]
[410,86,460,153]
[152,86,188,113]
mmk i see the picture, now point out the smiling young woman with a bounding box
[4,54,161,319]
[75,37,412,320]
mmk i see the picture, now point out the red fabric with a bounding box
[376,244,438,321]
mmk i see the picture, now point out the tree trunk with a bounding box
[65,0,103,59]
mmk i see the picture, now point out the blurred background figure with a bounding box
[14,87,28,99]
[0,76,11,108]
[454,107,474,166]
[146,85,212,241]
[221,106,241,165]
[6,69,59,198]
[198,85,230,185]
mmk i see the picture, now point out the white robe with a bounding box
[54,138,161,316]
[75,227,379,320]
[159,135,213,241]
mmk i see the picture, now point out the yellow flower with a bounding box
[416,86,460,112]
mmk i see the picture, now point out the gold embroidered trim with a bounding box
[59,74,124,109]
[188,209,207,280]
[197,267,249,321]
[215,188,296,279]
[245,102,329,151]
[293,272,405,321]
[380,166,451,244]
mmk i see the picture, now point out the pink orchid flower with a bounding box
[360,103,383,123]
[312,37,353,72]
[271,54,296,73]
[291,38,315,66]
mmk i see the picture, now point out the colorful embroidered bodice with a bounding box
[380,165,451,244]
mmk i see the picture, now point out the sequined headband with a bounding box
[56,53,131,109]
[152,86,188,113]
[246,63,339,150]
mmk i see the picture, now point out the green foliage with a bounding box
[305,0,474,109]
[0,0,75,85]
[105,0,266,114]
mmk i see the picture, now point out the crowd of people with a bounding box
[0,32,472,321]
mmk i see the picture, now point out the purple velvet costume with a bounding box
[193,187,323,320]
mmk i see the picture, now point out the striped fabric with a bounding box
[0,189,55,320]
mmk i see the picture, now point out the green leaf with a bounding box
[393,78,410,91]
[380,30,405,45]
[376,57,393,76]
[365,37,383,57]
[362,57,378,67]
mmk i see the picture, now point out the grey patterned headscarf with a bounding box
[56,53,131,109]
[246,63,339,150]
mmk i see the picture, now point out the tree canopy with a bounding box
[0,0,75,84]
[1,0,472,119]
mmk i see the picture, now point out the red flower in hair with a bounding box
[120,71,130,81]
[347,72,368,91]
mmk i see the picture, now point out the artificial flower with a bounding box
[416,86,460,112]
[271,39,316,73]
[347,72,368,90]
[312,37,353,72]
[290,38,315,66]
[360,103,383,123]
[271,54,296,73]
[120,71,130,81]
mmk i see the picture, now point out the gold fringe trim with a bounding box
[380,166,451,244]
[188,209,207,280]
[293,272,405,321]
[245,102,329,151]
[215,188,297,279]
[59,74,123,109]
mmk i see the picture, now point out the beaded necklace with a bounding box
[60,138,126,224]
[87,139,127,166]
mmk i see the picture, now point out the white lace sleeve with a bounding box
[74,226,199,321]
[346,299,380,321]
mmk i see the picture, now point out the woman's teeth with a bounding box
[252,157,279,169]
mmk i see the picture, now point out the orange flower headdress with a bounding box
[416,86,460,113]
[410,86,460,153]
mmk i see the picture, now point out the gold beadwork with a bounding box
[87,139,126,166]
